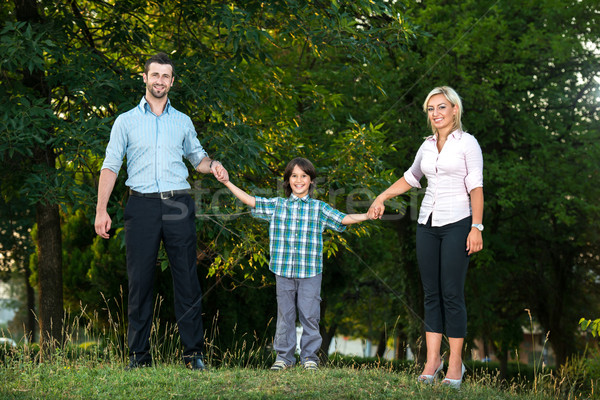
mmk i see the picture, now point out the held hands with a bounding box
[210,161,229,183]
[367,199,385,220]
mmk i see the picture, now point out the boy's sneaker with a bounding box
[270,360,291,371]
[303,361,318,371]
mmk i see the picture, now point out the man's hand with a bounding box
[211,161,229,183]
[95,210,112,239]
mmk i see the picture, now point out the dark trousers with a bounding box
[416,215,471,338]
[124,194,204,364]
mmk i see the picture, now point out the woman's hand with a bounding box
[466,229,483,255]
[368,198,385,219]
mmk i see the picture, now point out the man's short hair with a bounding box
[144,52,175,76]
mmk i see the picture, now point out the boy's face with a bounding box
[289,165,312,198]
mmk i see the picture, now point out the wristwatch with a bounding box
[471,224,484,232]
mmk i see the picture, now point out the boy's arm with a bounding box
[342,213,369,226]
[223,180,256,208]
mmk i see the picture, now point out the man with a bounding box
[94,52,227,370]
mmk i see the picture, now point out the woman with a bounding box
[368,86,483,389]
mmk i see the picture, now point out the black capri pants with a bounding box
[416,215,471,338]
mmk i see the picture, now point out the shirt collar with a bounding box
[139,96,171,115]
[289,194,311,203]
[426,129,463,141]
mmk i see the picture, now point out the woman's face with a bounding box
[427,94,457,134]
[288,165,312,198]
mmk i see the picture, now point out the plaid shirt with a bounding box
[252,195,347,278]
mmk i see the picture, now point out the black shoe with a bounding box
[187,357,207,371]
[126,358,152,370]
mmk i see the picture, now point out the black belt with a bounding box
[129,189,189,199]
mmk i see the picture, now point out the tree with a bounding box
[1,0,145,348]
[1,0,416,353]
[377,0,600,369]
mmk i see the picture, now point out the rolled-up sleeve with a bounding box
[183,117,208,169]
[463,136,483,192]
[403,143,425,189]
[101,115,127,174]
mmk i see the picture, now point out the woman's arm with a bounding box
[466,187,484,255]
[367,177,413,219]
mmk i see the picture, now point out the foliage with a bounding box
[579,318,600,338]
[1,0,599,372]
[381,0,600,368]
[553,349,600,399]
[1,0,419,351]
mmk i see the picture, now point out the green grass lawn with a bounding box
[0,362,558,400]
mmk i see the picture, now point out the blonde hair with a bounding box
[422,86,463,134]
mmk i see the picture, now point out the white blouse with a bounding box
[403,130,483,227]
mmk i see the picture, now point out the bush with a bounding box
[553,349,600,398]
[0,341,16,364]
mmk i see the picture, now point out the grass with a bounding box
[0,360,559,400]
[0,300,597,399]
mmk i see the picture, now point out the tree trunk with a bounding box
[376,330,387,358]
[395,333,407,360]
[319,322,337,363]
[13,0,64,351]
[25,265,37,343]
[547,326,574,368]
[498,349,508,381]
[319,297,337,363]
[36,196,64,350]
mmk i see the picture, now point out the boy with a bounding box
[219,157,369,370]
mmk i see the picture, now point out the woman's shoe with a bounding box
[442,363,466,389]
[418,360,444,384]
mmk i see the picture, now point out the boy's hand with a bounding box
[211,162,229,183]
[367,199,384,219]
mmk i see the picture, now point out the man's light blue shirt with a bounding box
[101,97,208,193]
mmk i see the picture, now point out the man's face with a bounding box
[143,62,174,99]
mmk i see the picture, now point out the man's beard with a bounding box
[147,84,168,99]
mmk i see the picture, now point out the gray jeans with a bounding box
[274,274,322,365]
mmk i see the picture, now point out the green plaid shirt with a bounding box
[252,195,347,278]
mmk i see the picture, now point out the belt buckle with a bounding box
[160,191,173,200]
